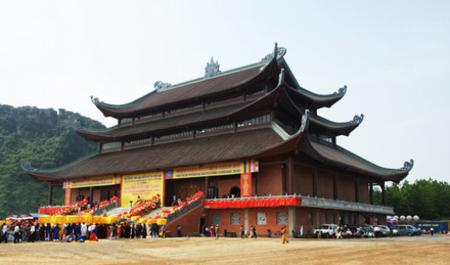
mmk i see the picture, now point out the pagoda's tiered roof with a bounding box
[78,70,358,142]
[25,121,412,183]
[91,46,346,119]
[24,44,413,184]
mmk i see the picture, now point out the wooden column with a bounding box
[333,175,338,200]
[313,168,318,197]
[48,183,54,205]
[381,182,386,205]
[240,173,252,197]
[204,177,209,197]
[355,178,359,203]
[64,188,72,206]
[369,182,374,204]
[89,187,94,204]
[288,207,296,237]
[286,156,294,195]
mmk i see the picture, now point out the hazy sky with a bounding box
[1,1,449,182]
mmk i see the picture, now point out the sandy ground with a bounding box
[0,235,449,265]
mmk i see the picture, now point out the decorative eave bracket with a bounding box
[401,159,414,171]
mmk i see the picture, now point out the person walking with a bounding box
[215,224,219,240]
[240,225,245,239]
[250,226,257,239]
[281,225,289,244]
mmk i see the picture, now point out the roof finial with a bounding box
[352,114,364,124]
[261,42,287,64]
[20,160,37,172]
[336,85,347,96]
[90,96,100,104]
[154,81,172,91]
[401,159,414,171]
[205,57,221,78]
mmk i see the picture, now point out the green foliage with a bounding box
[0,104,104,218]
[374,179,450,220]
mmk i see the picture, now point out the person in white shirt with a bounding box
[88,223,97,241]
[30,224,36,242]
[1,224,8,243]
[80,223,88,242]
[14,225,20,243]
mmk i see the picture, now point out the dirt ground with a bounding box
[0,235,449,265]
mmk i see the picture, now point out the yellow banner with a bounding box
[64,176,120,189]
[121,172,164,207]
[172,160,258,179]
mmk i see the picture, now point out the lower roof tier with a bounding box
[24,126,412,183]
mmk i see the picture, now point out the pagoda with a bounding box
[25,43,413,235]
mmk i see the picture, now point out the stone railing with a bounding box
[167,198,204,223]
[298,195,394,214]
[204,194,394,215]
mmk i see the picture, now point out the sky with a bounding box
[0,0,449,182]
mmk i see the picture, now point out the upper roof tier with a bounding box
[78,72,361,142]
[91,44,347,119]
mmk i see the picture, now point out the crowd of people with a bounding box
[0,221,104,243]
[0,220,174,243]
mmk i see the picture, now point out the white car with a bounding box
[313,224,339,238]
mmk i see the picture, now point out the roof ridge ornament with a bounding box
[154,81,172,91]
[299,109,310,132]
[401,159,414,171]
[352,114,364,124]
[204,57,221,78]
[20,160,37,172]
[261,42,287,64]
[334,85,347,96]
[90,96,100,105]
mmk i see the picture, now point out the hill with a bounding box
[0,104,104,218]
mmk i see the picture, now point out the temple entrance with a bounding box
[230,186,240,198]
[99,185,120,201]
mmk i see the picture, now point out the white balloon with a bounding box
[400,216,406,220]
[413,216,420,221]
[406,216,412,221]
[394,216,399,219]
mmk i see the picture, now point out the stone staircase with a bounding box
[142,206,173,219]
[106,207,130,216]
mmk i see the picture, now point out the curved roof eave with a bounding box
[309,114,364,136]
[76,70,291,142]
[285,83,347,109]
[91,54,280,119]
[303,138,413,182]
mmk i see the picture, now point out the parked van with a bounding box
[393,225,421,236]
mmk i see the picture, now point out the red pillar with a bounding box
[64,188,72,206]
[240,173,252,197]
